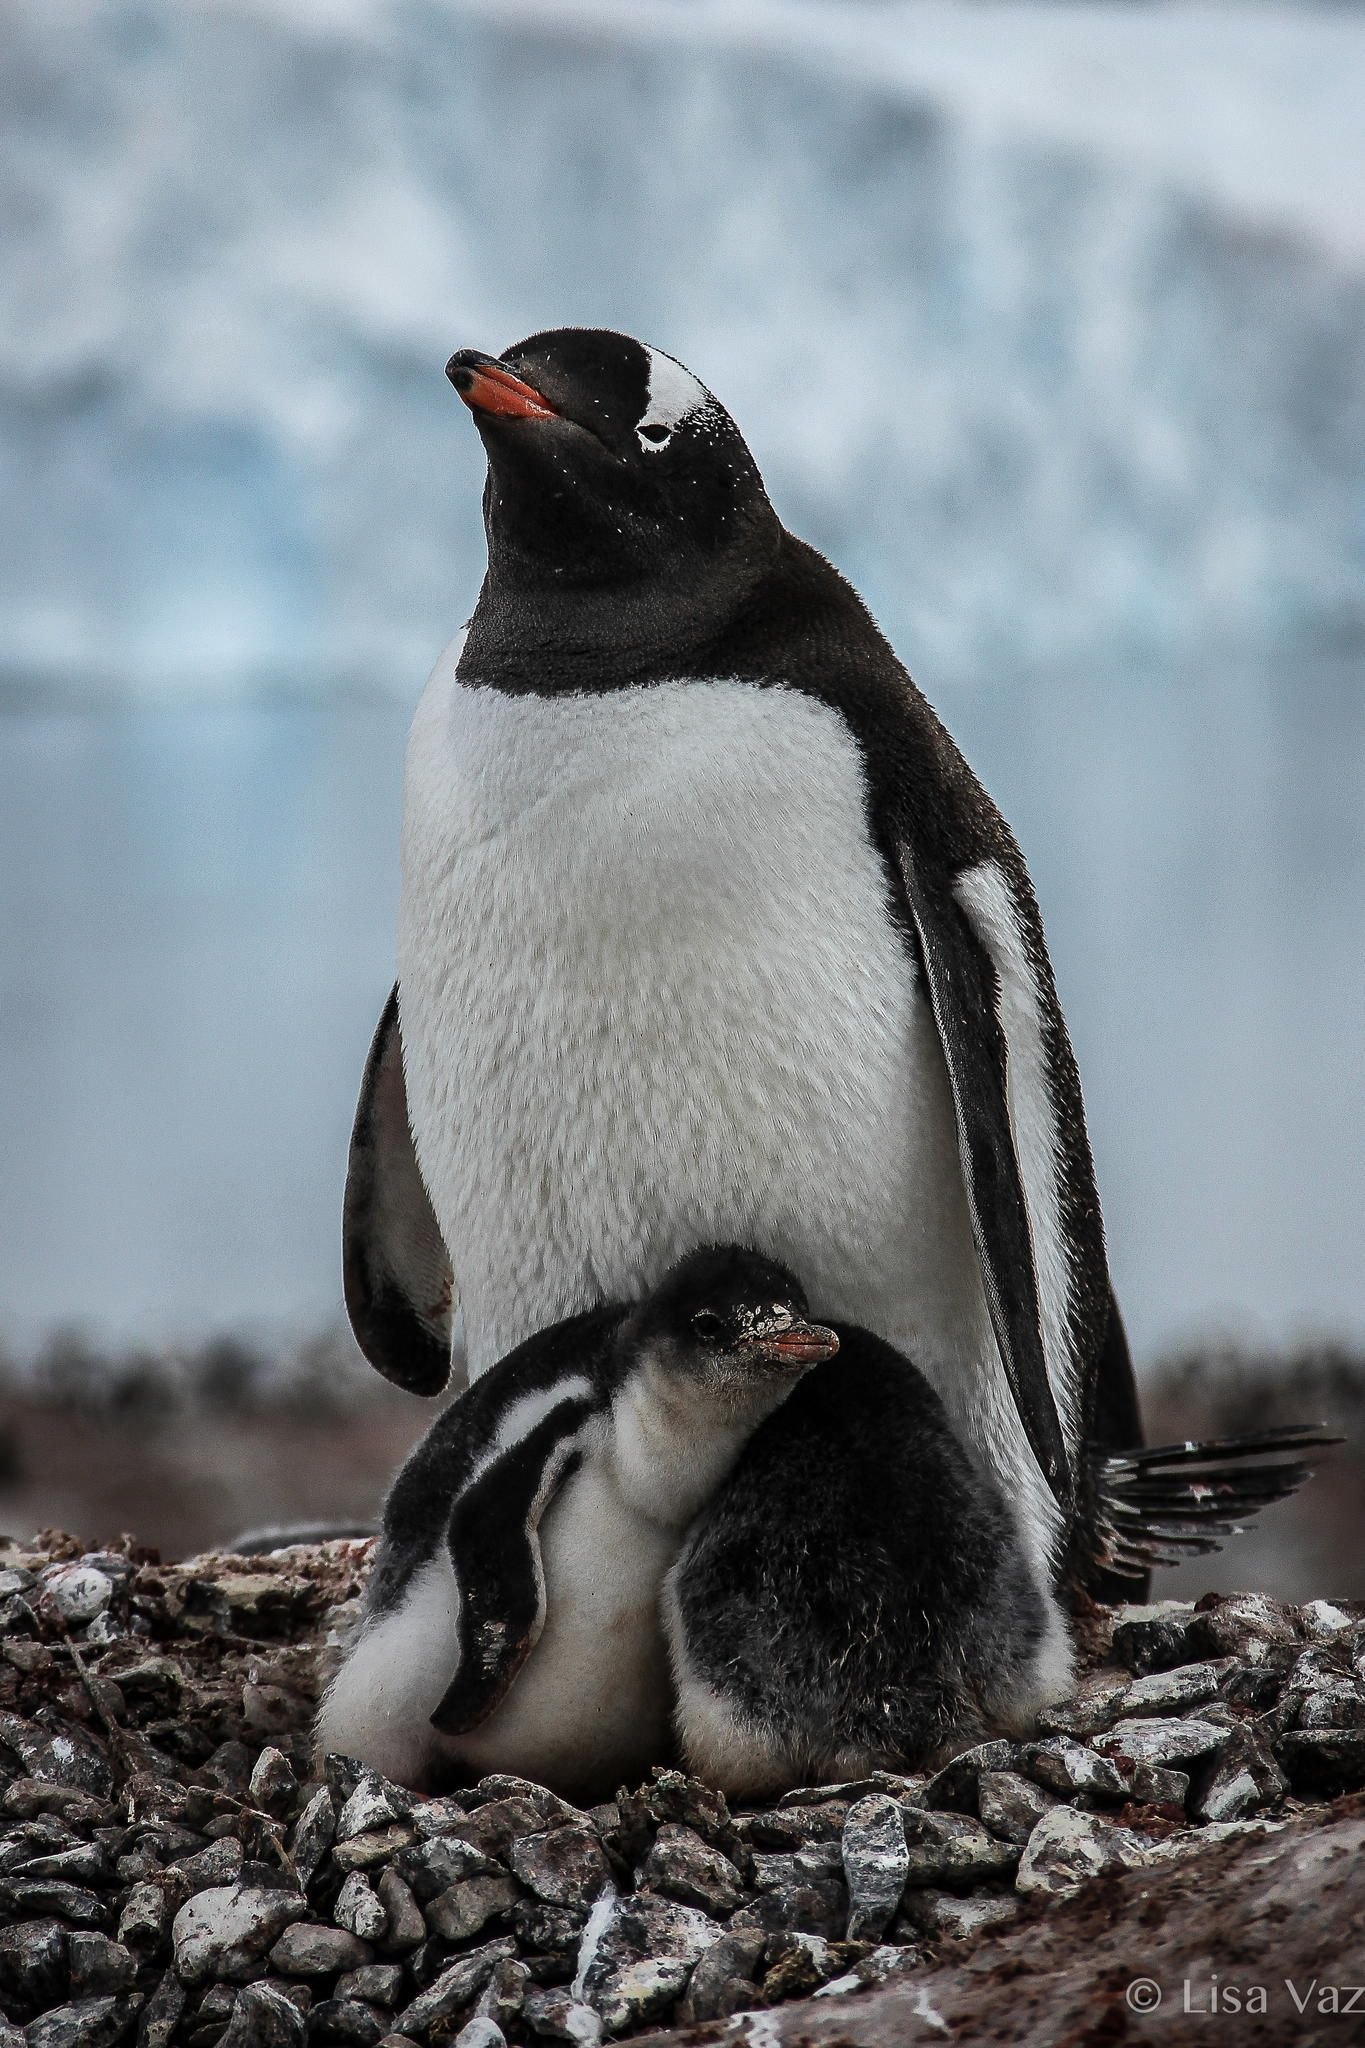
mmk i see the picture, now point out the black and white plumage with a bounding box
[343,326,1142,1603]
[319,1249,1333,1798]
[317,1248,838,1798]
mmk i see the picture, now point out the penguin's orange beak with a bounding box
[446,350,558,422]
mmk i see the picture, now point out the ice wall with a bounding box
[2,0,1363,700]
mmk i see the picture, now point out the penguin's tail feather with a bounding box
[1091,1424,1342,1579]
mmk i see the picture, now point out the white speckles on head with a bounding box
[635,345,711,452]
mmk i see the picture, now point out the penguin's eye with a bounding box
[637,423,672,449]
[691,1310,726,1344]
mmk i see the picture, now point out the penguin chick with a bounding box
[315,1247,837,1799]
[665,1322,1076,1800]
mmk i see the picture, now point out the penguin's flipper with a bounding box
[431,1399,596,1735]
[343,985,458,1395]
[1092,1425,1342,1578]
[893,847,1071,1508]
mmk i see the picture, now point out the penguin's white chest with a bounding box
[398,660,985,1380]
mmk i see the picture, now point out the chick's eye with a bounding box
[638,422,671,447]
[691,1310,725,1343]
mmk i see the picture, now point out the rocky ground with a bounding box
[1,1535,1364,2047]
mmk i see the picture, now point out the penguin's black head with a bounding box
[627,1245,839,1404]
[446,328,780,649]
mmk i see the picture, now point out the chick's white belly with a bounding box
[448,1460,678,1797]
[399,671,988,1387]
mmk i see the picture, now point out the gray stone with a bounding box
[334,1871,388,1942]
[901,1808,1018,1888]
[68,1931,137,1997]
[1301,1600,1355,1641]
[118,1881,173,1952]
[248,1749,298,1818]
[330,1825,417,1873]
[454,2023,508,2048]
[521,1985,603,2043]
[636,1823,746,1916]
[136,1968,186,2048]
[424,1874,521,1942]
[305,1998,386,2045]
[749,1842,842,1888]
[374,1870,424,1954]
[217,1980,306,2048]
[3,1879,107,1927]
[10,1841,111,1885]
[676,1930,767,2023]
[0,1915,66,2015]
[1298,1681,1365,1730]
[173,1838,244,1890]
[0,1715,112,1799]
[509,1824,612,1912]
[1194,1593,1297,1660]
[922,1740,1016,1812]
[395,1939,517,2035]
[511,1900,587,1956]
[976,1771,1058,1846]
[1193,1727,1287,1823]
[1125,1762,1190,1809]
[897,1886,1020,1939]
[24,1996,142,2048]
[474,1957,530,2032]
[335,1964,405,2008]
[393,1833,500,1901]
[270,1921,372,1976]
[1117,1660,1233,1716]
[1096,1717,1229,1771]
[579,1892,721,2036]
[1015,1808,1151,1898]
[172,1883,306,1983]
[336,1773,412,1843]
[841,1794,909,1940]
[288,1788,336,1890]
[39,1564,115,1625]
[1020,1736,1127,1800]
[730,1881,846,1940]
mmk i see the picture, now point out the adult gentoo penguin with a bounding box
[343,326,1139,1600]
[318,1247,841,1796]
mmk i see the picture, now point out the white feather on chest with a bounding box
[397,651,1060,1569]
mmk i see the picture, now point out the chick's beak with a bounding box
[446,349,558,423]
[748,1319,840,1369]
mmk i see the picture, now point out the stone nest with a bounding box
[1,1533,1363,2048]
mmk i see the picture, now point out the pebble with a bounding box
[335,1871,389,1942]
[337,1773,413,1843]
[510,1825,613,1912]
[636,1823,747,1915]
[1015,1808,1151,1898]
[677,1929,767,2022]
[374,1869,425,1954]
[1193,1727,1287,1823]
[922,1740,1016,1811]
[578,1892,722,2035]
[218,1980,307,2047]
[425,1874,522,1942]
[394,1939,518,2035]
[289,1787,337,1889]
[171,1883,307,1983]
[1096,1717,1229,1771]
[900,1808,1019,1887]
[67,1931,137,1997]
[1020,1736,1127,1801]
[38,1564,115,1626]
[976,1770,1059,1845]
[1117,1660,1232,1715]
[841,1794,909,1939]
[23,1994,144,2048]
[271,1922,373,1977]
[897,1887,1020,1939]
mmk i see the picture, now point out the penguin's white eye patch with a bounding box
[636,345,709,453]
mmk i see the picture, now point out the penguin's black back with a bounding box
[672,1322,1050,1769]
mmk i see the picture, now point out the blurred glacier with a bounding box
[1,0,1363,1358]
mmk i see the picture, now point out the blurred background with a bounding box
[1,0,1362,1590]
